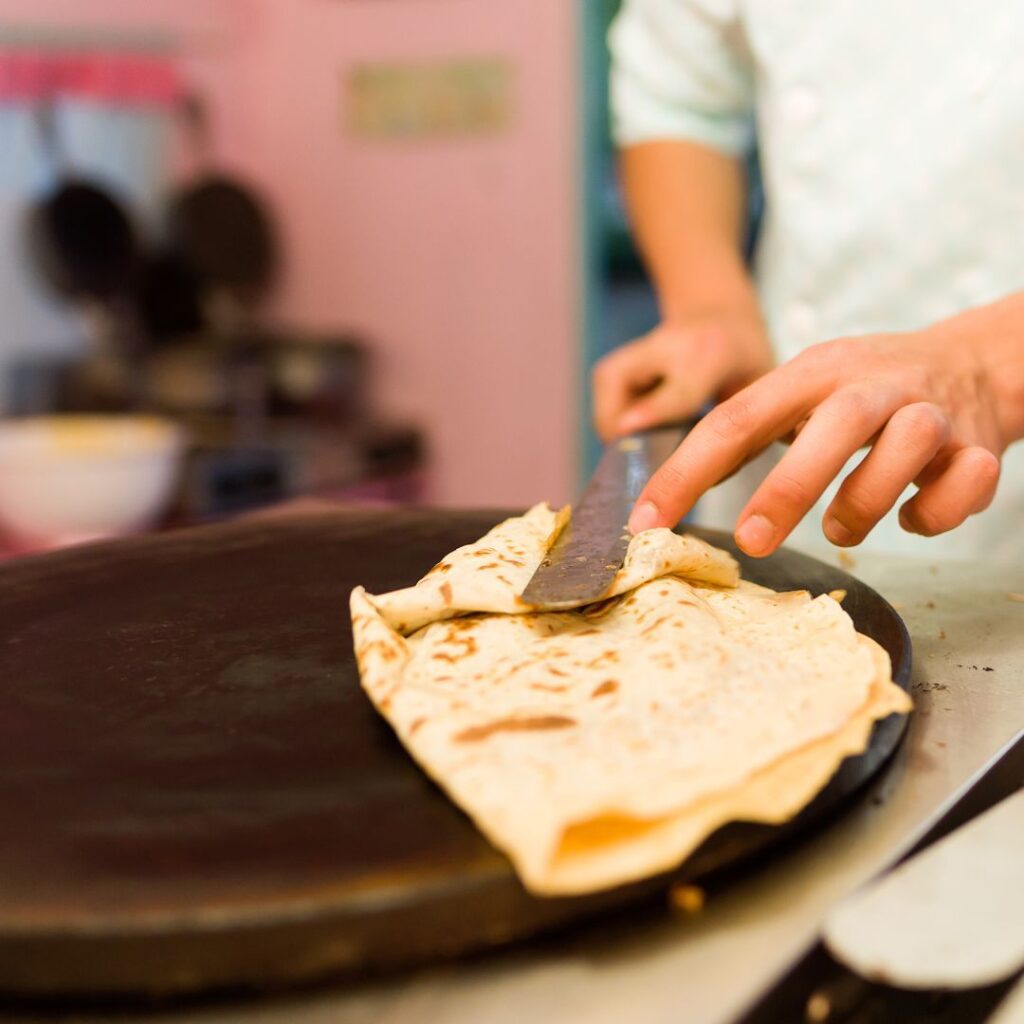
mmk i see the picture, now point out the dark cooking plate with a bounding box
[0,509,911,997]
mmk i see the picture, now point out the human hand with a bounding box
[591,311,773,442]
[629,324,1013,555]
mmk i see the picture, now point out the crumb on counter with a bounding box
[668,883,705,915]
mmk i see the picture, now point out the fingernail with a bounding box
[629,501,662,535]
[735,514,774,556]
[823,516,855,547]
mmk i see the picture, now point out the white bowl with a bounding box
[0,416,185,549]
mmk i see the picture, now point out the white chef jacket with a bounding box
[610,0,1024,564]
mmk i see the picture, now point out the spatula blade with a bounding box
[521,426,686,610]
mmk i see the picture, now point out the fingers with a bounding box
[899,446,1001,536]
[626,331,1004,546]
[592,325,734,441]
[822,402,951,546]
[592,340,663,442]
[629,348,841,533]
[615,379,703,435]
[732,385,897,555]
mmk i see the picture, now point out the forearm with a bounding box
[619,140,759,323]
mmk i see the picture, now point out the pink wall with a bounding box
[235,0,580,508]
[0,0,581,508]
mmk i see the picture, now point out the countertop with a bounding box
[5,548,1023,1024]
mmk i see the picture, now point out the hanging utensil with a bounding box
[23,97,147,409]
[166,92,278,332]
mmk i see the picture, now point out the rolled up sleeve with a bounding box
[609,0,755,157]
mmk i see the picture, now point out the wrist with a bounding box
[655,248,759,328]
[982,336,1024,448]
[659,291,765,340]
[663,290,768,359]
[935,297,1024,448]
[660,291,762,332]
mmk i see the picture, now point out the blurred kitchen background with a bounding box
[0,0,662,555]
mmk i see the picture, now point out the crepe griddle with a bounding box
[0,509,911,997]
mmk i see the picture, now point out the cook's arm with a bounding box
[617,140,758,324]
[630,294,1024,554]
[595,0,770,440]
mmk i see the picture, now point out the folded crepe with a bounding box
[350,504,911,896]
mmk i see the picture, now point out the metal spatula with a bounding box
[520,424,690,610]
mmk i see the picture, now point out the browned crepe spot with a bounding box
[454,716,577,743]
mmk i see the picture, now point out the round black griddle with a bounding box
[0,509,911,998]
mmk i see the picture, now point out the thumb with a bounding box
[614,357,724,436]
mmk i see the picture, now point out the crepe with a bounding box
[350,504,911,895]
[373,502,740,634]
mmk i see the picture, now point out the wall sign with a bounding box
[344,58,512,139]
